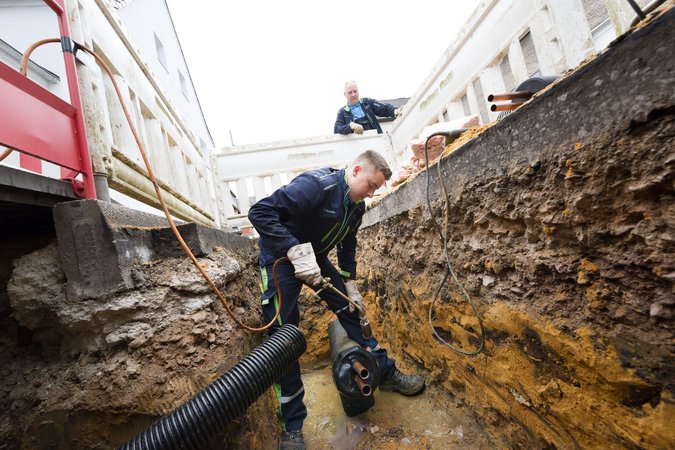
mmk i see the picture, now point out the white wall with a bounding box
[386,0,644,163]
[214,131,390,228]
[116,0,213,152]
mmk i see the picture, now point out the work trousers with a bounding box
[258,254,394,432]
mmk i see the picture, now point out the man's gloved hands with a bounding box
[344,280,365,314]
[394,108,403,117]
[349,122,364,135]
[287,243,323,286]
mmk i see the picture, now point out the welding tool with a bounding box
[313,277,373,339]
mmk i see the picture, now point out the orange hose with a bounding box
[20,38,61,76]
[9,38,281,332]
[0,147,11,162]
[74,43,281,333]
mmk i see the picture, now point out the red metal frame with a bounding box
[0,0,96,198]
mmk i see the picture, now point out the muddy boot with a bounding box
[379,368,426,396]
[279,429,306,450]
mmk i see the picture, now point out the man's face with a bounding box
[347,163,386,202]
[344,84,359,106]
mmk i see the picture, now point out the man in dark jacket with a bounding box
[248,150,425,450]
[334,80,402,135]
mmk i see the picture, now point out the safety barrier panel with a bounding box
[0,0,95,198]
[1,0,217,226]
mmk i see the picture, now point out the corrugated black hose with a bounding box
[118,323,306,450]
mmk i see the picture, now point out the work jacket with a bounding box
[334,98,397,135]
[248,168,364,279]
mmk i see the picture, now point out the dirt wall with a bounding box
[358,110,673,450]
[353,12,674,448]
[0,240,275,449]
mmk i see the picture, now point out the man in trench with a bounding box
[248,150,426,450]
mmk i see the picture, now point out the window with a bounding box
[519,31,540,77]
[472,78,490,124]
[461,94,471,116]
[581,0,609,30]
[500,55,516,92]
[178,70,188,99]
[154,33,168,71]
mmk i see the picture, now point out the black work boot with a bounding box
[379,368,426,396]
[279,429,306,450]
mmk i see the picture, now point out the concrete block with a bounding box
[152,222,254,257]
[53,200,166,300]
[53,200,253,300]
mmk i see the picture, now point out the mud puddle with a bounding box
[301,364,500,449]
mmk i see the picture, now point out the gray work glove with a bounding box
[287,243,323,287]
[394,108,403,117]
[344,280,365,313]
[349,122,364,135]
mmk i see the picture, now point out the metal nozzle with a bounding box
[352,360,370,380]
[316,279,373,340]
[354,374,372,396]
[359,316,372,339]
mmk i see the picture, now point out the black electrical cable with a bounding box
[423,131,485,356]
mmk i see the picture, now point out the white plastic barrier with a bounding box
[214,131,391,228]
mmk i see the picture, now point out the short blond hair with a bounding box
[351,150,392,180]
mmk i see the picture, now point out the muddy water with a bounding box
[301,363,502,449]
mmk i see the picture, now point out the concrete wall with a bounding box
[115,0,213,152]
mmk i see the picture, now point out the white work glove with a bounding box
[349,122,364,135]
[287,243,323,287]
[394,108,402,117]
[344,280,365,314]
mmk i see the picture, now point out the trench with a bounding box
[1,6,674,450]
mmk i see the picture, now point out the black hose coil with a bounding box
[119,323,306,450]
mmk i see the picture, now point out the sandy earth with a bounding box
[301,363,504,450]
[355,109,674,448]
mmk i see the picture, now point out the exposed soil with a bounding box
[1,12,673,449]
[0,244,277,449]
[0,238,504,450]
[355,111,674,448]
[1,116,672,450]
